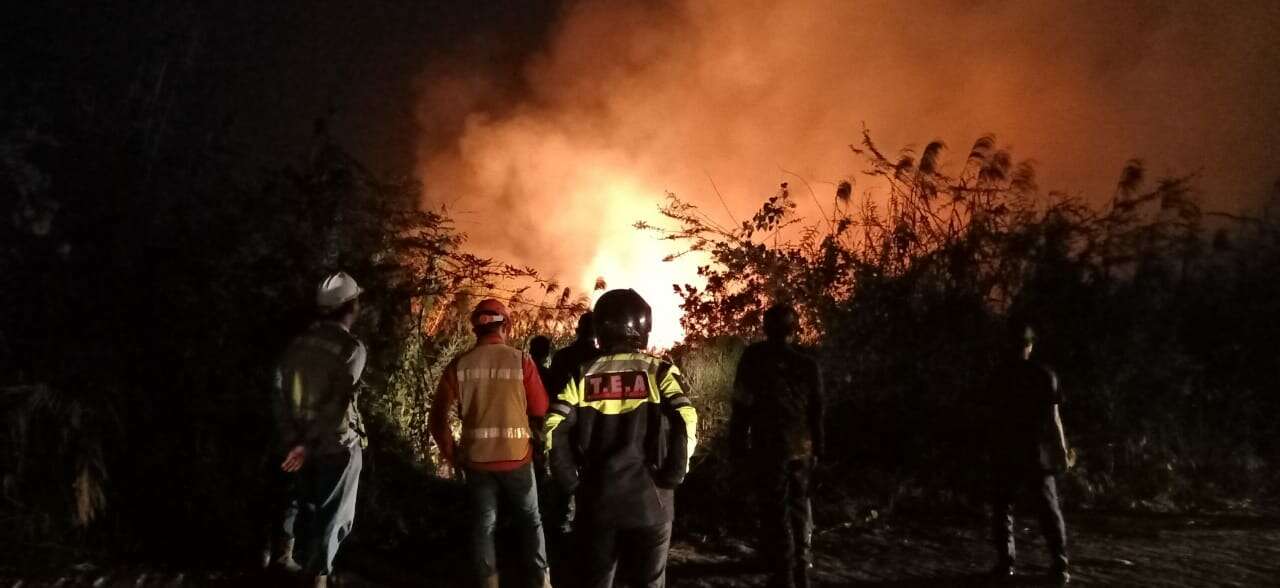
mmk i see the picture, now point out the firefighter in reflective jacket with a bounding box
[544,289,697,588]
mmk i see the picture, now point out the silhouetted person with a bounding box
[548,313,600,396]
[985,322,1071,585]
[730,304,824,588]
[543,313,600,542]
[272,272,368,588]
[529,335,554,389]
[544,290,698,588]
[528,336,555,464]
[527,334,556,560]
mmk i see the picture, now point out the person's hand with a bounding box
[281,445,307,472]
[1066,448,1078,470]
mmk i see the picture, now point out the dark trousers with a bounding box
[542,478,576,586]
[466,463,548,584]
[990,471,1067,571]
[534,449,574,537]
[542,477,575,536]
[261,453,299,544]
[297,444,362,576]
[577,521,673,588]
[759,458,814,588]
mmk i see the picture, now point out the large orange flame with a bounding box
[579,172,700,349]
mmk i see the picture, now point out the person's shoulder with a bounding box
[612,351,672,374]
[635,350,670,366]
[575,342,603,360]
[740,341,768,362]
[490,342,527,363]
[350,338,368,360]
[1032,361,1059,391]
[1029,361,1056,380]
[320,320,359,341]
[304,322,361,356]
[554,341,591,361]
[790,345,819,363]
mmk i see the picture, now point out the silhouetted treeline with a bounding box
[0,13,584,569]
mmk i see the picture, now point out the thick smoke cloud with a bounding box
[417,0,1280,344]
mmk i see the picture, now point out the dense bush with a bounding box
[657,130,1280,526]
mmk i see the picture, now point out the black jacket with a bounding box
[730,340,825,462]
[985,359,1062,473]
[544,352,698,528]
[547,337,600,396]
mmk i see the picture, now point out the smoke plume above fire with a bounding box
[417,0,1280,347]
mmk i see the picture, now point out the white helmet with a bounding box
[316,271,363,310]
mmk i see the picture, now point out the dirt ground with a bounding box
[3,510,1278,587]
[668,510,1280,587]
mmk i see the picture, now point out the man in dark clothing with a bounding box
[528,335,555,472]
[526,333,559,579]
[529,336,554,392]
[730,303,824,588]
[548,312,599,396]
[986,322,1071,586]
[543,313,600,540]
[544,291,698,588]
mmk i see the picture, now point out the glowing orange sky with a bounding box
[418,0,1280,347]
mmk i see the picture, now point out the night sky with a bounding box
[5,1,561,175]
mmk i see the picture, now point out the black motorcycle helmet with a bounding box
[763,303,799,341]
[593,289,651,351]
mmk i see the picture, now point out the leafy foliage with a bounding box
[658,129,1280,515]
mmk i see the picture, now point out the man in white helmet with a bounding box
[270,271,368,587]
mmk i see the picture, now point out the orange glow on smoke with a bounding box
[425,120,702,348]
[579,173,700,349]
[419,1,1280,351]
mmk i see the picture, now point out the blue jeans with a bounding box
[297,443,362,576]
[467,462,548,583]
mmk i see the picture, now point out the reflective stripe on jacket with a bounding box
[457,345,533,463]
[429,336,549,472]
